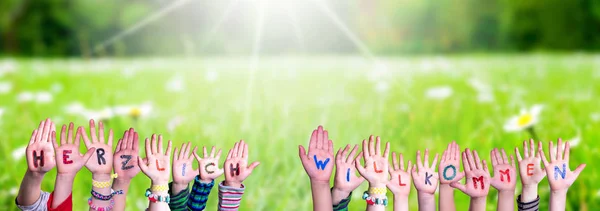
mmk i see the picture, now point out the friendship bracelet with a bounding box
[368,187,387,195]
[91,189,125,201]
[145,188,171,203]
[150,184,169,192]
[362,191,388,206]
[92,174,118,189]
[88,197,115,211]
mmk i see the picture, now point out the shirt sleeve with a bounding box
[517,194,540,211]
[46,191,72,211]
[169,182,190,211]
[332,191,352,211]
[187,176,215,211]
[217,182,245,211]
[15,191,50,211]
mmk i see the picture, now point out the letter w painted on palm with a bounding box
[314,155,330,170]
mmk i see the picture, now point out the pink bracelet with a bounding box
[88,197,115,211]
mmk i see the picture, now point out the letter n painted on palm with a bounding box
[313,155,330,170]
[554,163,566,180]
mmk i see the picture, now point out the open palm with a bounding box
[515,139,546,185]
[412,149,439,194]
[82,119,113,174]
[540,139,586,191]
[26,119,56,173]
[439,141,464,184]
[224,140,260,187]
[53,123,95,175]
[298,126,334,183]
[113,128,141,180]
[333,144,364,193]
[387,152,412,196]
[355,136,390,186]
[193,146,223,182]
[172,142,198,184]
[139,134,172,184]
[490,148,517,191]
[451,149,490,198]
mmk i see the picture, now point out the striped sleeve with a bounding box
[187,176,215,211]
[332,191,352,211]
[517,194,539,211]
[169,182,190,211]
[218,182,245,211]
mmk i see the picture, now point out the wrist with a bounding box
[223,181,242,188]
[331,187,351,205]
[368,182,386,188]
[25,170,46,179]
[551,189,568,197]
[199,176,213,183]
[310,179,330,187]
[417,191,435,199]
[92,173,112,181]
[171,182,189,192]
[521,184,538,202]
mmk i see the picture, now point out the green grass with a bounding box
[0,54,599,210]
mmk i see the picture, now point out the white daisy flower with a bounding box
[12,145,27,161]
[36,92,53,103]
[0,82,12,94]
[17,92,35,102]
[503,105,544,132]
[425,86,453,100]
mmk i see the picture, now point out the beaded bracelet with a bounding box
[88,197,115,211]
[368,187,387,195]
[150,184,169,192]
[91,189,125,201]
[145,188,171,203]
[362,191,388,206]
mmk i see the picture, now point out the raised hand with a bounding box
[439,141,464,184]
[298,126,334,183]
[138,134,172,184]
[387,152,412,196]
[193,145,224,183]
[515,139,546,186]
[539,138,586,192]
[26,118,57,174]
[224,140,260,188]
[82,119,114,175]
[172,142,199,185]
[53,123,95,175]
[412,149,439,194]
[450,149,490,198]
[332,144,364,204]
[490,148,517,191]
[355,136,390,187]
[113,128,141,180]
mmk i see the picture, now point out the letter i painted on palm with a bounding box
[346,168,350,182]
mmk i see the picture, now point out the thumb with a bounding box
[82,147,96,163]
[354,157,366,176]
[450,181,467,193]
[571,163,586,180]
[298,145,309,163]
[454,171,465,182]
[248,161,260,172]
[137,156,149,173]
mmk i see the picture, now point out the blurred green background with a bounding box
[0,0,599,210]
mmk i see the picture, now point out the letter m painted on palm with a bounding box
[472,176,485,189]
[314,155,330,170]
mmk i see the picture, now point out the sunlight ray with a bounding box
[198,0,239,51]
[284,3,306,50]
[93,0,192,54]
[241,0,267,131]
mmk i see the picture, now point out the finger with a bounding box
[416,150,423,172]
[523,140,529,158]
[501,148,509,164]
[316,126,324,149]
[450,181,467,193]
[35,120,44,142]
[309,130,317,150]
[79,127,92,147]
[335,147,342,162]
[539,142,549,167]
[535,141,542,158]
[29,129,38,145]
[549,141,556,162]
[184,142,191,159]
[400,153,405,171]
[572,164,586,180]
[215,149,222,161]
[137,156,149,173]
[145,138,151,157]
[431,153,439,169]
[482,159,489,173]
[165,140,172,156]
[151,134,157,155]
[107,129,113,147]
[515,147,523,162]
[557,138,563,161]
[494,148,502,165]
[473,150,482,170]
[193,150,201,161]
[133,132,139,152]
[238,140,246,158]
[369,135,375,156]
[354,156,366,176]
[89,119,98,143]
[210,146,216,158]
[127,128,135,149]
[391,152,398,171]
[323,130,329,151]
[232,141,239,157]
[121,130,129,150]
[346,144,359,163]
[60,125,67,145]
[441,147,448,163]
[82,147,96,163]
[41,118,51,143]
[328,140,333,155]
[226,149,233,160]
[406,160,412,173]
[529,139,535,158]
[564,141,571,163]
[98,121,105,144]
[466,148,476,170]
[424,149,430,168]
[490,149,498,166]
[510,155,516,169]
[375,136,381,156]
[116,139,123,152]
[158,135,164,154]
[190,146,198,160]
[362,139,370,159]
[51,131,58,149]
[175,145,181,161]
[203,146,208,158]
[243,141,249,158]
[462,151,471,171]
[383,142,390,159]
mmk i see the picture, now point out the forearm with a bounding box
[148,181,170,211]
[112,178,132,211]
[393,195,409,211]
[310,180,334,211]
[90,174,113,211]
[497,190,515,211]
[218,181,245,211]
[16,170,45,206]
[417,192,436,211]
[469,197,486,211]
[187,177,213,211]
[365,183,386,211]
[438,184,455,211]
[52,173,75,208]
[549,190,567,211]
[521,185,538,203]
[331,188,350,206]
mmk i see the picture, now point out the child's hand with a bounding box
[539,138,586,192]
[82,119,114,175]
[224,140,260,188]
[113,128,141,180]
[450,149,490,198]
[355,136,390,187]
[438,141,464,184]
[412,149,439,194]
[193,146,224,182]
[332,144,364,201]
[138,134,172,184]
[515,139,546,186]
[387,152,412,197]
[26,119,57,174]
[172,142,198,184]
[490,148,517,191]
[53,123,95,176]
[298,126,334,183]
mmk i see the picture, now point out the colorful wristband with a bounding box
[362,191,388,206]
[92,174,118,189]
[368,187,387,195]
[91,189,124,201]
[151,184,169,192]
[146,188,171,203]
[88,197,115,211]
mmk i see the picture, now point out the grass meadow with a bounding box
[0,54,599,210]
